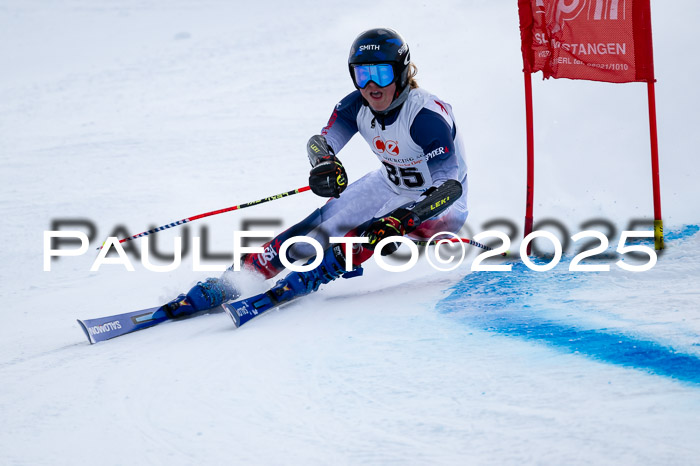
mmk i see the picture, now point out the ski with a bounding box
[77,295,214,344]
[77,306,171,344]
[222,290,295,327]
[221,276,311,327]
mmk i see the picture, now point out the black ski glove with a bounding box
[307,135,348,198]
[309,158,347,198]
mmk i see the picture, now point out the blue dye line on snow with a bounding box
[438,225,700,385]
[665,224,699,241]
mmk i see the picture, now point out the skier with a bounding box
[167,27,469,319]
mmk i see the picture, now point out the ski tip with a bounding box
[221,303,241,328]
[76,319,96,344]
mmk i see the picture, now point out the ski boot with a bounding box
[164,276,241,319]
[269,244,363,304]
[221,244,364,327]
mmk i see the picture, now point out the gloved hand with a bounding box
[309,157,348,198]
[307,135,348,198]
[364,207,420,252]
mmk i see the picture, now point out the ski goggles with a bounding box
[351,64,395,89]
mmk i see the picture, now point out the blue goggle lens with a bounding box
[352,64,395,89]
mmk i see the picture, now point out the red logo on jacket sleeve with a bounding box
[434,100,448,114]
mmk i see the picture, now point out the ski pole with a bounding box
[97,186,311,250]
[415,237,508,256]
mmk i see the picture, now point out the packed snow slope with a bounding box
[1,1,700,465]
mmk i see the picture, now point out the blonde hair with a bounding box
[407,63,419,89]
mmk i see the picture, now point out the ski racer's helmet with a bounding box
[348,28,411,91]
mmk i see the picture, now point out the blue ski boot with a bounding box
[222,245,364,327]
[270,244,363,303]
[165,276,241,318]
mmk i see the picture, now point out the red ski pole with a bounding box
[97,186,311,250]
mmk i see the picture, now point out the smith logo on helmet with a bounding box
[359,44,380,51]
[398,43,408,56]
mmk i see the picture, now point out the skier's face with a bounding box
[360,81,396,112]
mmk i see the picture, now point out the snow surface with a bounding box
[2,0,700,464]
